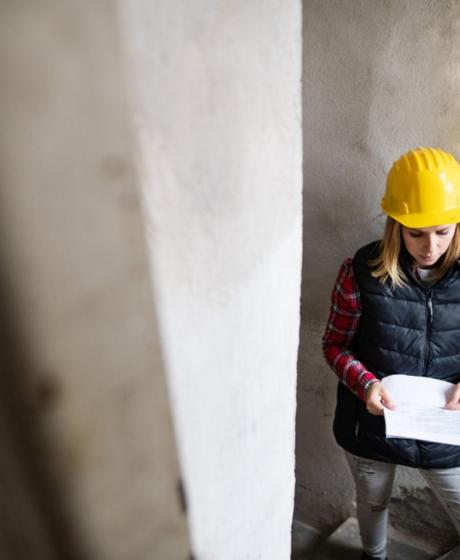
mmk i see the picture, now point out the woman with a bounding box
[322,147,460,560]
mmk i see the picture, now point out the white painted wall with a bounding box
[120,1,303,558]
[296,0,460,549]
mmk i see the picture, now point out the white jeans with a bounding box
[345,451,460,558]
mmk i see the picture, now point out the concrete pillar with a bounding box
[0,2,190,559]
[120,1,303,558]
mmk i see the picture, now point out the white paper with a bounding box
[381,375,460,445]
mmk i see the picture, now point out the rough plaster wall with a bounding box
[296,0,460,550]
[0,2,190,559]
[120,1,303,558]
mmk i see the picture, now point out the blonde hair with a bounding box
[370,217,460,288]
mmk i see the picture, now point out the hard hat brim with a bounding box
[389,211,460,229]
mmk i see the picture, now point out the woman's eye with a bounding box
[409,232,421,238]
[437,231,449,236]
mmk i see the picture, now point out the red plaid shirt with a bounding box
[322,258,379,402]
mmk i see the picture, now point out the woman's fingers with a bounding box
[445,383,460,410]
[366,382,395,416]
[380,386,396,411]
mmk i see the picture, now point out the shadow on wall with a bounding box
[292,1,385,534]
[0,254,92,560]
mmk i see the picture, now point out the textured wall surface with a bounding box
[296,0,460,549]
[120,1,303,558]
[0,2,189,559]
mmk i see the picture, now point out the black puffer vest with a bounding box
[334,241,460,469]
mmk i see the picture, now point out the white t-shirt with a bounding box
[416,267,437,287]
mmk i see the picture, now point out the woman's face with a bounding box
[401,223,457,268]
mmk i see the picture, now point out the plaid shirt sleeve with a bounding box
[322,258,378,402]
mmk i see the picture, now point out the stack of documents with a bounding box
[382,375,460,445]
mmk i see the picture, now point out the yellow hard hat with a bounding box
[381,147,460,228]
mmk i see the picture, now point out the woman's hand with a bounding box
[445,383,460,410]
[366,382,396,416]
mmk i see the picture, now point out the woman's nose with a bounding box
[424,235,437,253]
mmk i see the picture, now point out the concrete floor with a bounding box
[291,517,456,560]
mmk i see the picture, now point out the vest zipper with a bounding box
[418,292,433,467]
[424,293,433,376]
